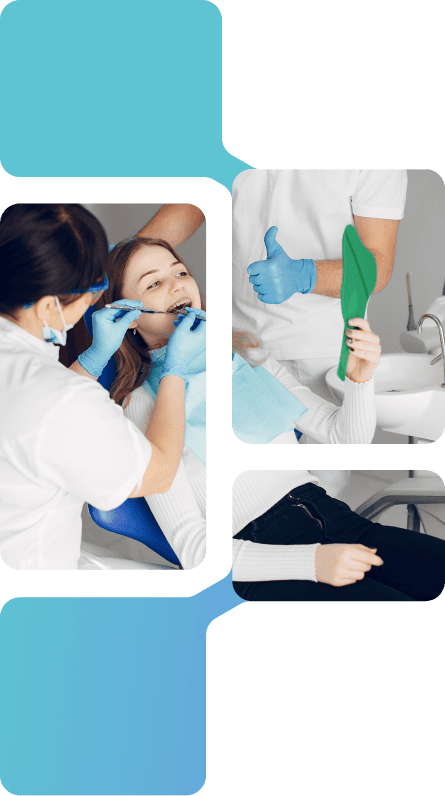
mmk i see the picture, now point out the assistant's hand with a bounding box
[247,226,317,304]
[345,317,381,384]
[78,300,144,377]
[315,543,383,587]
[161,308,206,383]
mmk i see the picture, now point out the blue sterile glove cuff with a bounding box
[247,226,317,304]
[160,353,191,384]
[160,308,206,384]
[78,300,144,377]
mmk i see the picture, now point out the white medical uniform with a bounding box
[0,317,152,569]
[232,169,407,495]
[232,169,408,364]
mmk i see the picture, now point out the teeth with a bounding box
[170,300,191,313]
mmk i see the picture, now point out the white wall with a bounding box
[368,169,445,354]
[83,204,206,300]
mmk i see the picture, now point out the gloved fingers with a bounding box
[171,308,197,332]
[110,299,144,321]
[264,226,281,257]
[174,308,206,330]
[119,309,142,328]
[256,292,278,304]
[249,274,264,286]
[252,283,268,294]
[246,260,263,276]
[96,300,144,321]
[184,307,206,319]
[110,299,145,308]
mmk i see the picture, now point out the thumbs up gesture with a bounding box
[246,226,317,304]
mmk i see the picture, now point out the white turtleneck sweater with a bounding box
[232,470,320,581]
[124,354,376,579]
[257,354,376,444]
[231,357,376,581]
[124,390,206,569]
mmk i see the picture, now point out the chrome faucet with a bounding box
[417,314,445,388]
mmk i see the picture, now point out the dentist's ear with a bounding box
[35,295,57,321]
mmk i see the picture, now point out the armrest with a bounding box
[356,477,445,521]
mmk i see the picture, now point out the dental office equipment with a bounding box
[417,313,445,387]
[105,303,206,318]
[406,272,416,331]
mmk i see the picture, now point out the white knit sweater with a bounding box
[123,355,376,579]
[124,391,206,570]
[259,355,376,444]
[231,361,376,581]
[232,471,320,581]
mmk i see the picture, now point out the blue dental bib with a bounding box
[143,346,206,465]
[232,353,308,443]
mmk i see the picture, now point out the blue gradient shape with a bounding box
[0,575,243,794]
[0,0,249,189]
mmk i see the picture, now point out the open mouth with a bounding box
[166,298,192,314]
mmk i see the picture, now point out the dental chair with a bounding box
[83,307,181,568]
[356,473,445,539]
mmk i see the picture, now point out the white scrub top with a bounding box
[0,316,152,570]
[232,169,408,361]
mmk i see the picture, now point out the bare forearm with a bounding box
[130,375,186,497]
[311,259,343,297]
[312,217,399,298]
[69,359,99,381]
[312,250,393,298]
[137,204,205,248]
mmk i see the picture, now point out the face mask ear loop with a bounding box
[55,295,69,329]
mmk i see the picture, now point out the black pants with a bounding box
[233,483,445,601]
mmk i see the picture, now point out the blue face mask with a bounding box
[42,296,74,346]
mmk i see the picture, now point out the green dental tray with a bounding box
[337,225,377,381]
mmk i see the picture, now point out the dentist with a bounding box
[233,170,407,496]
[0,204,205,569]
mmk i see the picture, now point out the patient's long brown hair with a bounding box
[97,237,202,407]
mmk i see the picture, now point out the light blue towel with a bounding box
[232,354,308,443]
[143,346,206,466]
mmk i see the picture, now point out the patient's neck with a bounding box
[137,327,170,351]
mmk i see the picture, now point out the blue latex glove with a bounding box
[161,308,206,383]
[247,226,317,304]
[78,300,144,377]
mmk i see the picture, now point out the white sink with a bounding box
[326,354,445,441]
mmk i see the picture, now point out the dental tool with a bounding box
[105,304,206,319]
[406,272,416,331]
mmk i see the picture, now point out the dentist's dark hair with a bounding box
[0,204,108,317]
[99,237,202,407]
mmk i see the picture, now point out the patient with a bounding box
[99,237,206,569]
[232,315,380,445]
[232,470,445,601]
